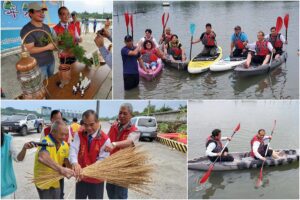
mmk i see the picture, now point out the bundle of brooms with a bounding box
[28,147,154,194]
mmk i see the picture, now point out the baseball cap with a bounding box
[28,2,47,11]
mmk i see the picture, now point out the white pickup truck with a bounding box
[2,114,44,136]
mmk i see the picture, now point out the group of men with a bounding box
[20,2,112,80]
[2,103,139,199]
[192,23,287,68]
[205,128,282,162]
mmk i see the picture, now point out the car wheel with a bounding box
[149,138,154,142]
[20,126,28,136]
[37,124,42,133]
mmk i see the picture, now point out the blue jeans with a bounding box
[106,183,128,199]
[39,62,55,79]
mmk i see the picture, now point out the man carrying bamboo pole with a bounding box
[34,120,74,199]
[69,110,111,199]
[104,103,141,199]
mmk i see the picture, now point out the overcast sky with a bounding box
[64,0,113,13]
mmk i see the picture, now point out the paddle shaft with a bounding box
[190,35,193,60]
[257,120,277,186]
[269,52,274,67]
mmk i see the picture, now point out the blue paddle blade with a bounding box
[190,23,196,35]
[224,56,230,61]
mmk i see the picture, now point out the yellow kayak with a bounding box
[188,46,223,74]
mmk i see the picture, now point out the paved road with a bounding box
[8,122,187,199]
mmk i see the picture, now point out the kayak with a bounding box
[163,57,188,70]
[138,59,163,80]
[210,57,246,72]
[188,149,299,171]
[188,46,222,74]
[234,51,287,77]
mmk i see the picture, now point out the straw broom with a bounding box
[28,146,154,194]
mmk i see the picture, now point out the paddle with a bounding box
[256,120,277,188]
[269,52,274,67]
[161,12,170,43]
[189,23,196,61]
[275,16,283,34]
[124,12,129,35]
[130,14,133,39]
[199,123,241,185]
[284,14,289,41]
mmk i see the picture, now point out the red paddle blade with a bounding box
[162,13,165,27]
[256,168,263,187]
[276,16,283,33]
[234,123,241,132]
[165,12,170,26]
[284,14,289,29]
[124,12,129,26]
[130,14,133,30]
[199,165,214,184]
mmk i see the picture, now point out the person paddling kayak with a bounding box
[265,26,287,60]
[230,25,248,58]
[205,129,234,162]
[192,23,217,57]
[250,129,282,161]
[244,31,275,68]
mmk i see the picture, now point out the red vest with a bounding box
[43,126,69,143]
[233,32,247,49]
[168,42,182,59]
[202,32,216,47]
[250,135,264,157]
[78,130,108,183]
[70,21,81,36]
[268,34,283,49]
[53,23,77,43]
[108,122,138,154]
[205,136,223,153]
[255,40,270,56]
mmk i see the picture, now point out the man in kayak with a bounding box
[265,26,287,59]
[230,25,248,58]
[159,27,173,45]
[121,35,148,90]
[205,129,234,162]
[244,31,275,68]
[192,23,217,57]
[139,29,159,48]
[250,129,282,161]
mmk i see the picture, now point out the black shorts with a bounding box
[233,48,248,58]
[252,55,266,64]
[207,147,234,162]
[123,74,139,90]
[254,144,273,159]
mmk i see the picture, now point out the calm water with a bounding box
[113,1,299,99]
[188,100,299,199]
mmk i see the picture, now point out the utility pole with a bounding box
[96,100,100,119]
[147,100,150,116]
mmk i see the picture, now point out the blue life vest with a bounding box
[1,134,17,197]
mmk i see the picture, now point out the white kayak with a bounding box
[210,57,246,72]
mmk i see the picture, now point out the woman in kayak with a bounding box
[250,129,282,161]
[244,31,275,68]
[164,34,187,62]
[205,129,234,162]
[140,40,164,71]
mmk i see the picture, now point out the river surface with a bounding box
[188,100,299,199]
[113,1,299,99]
